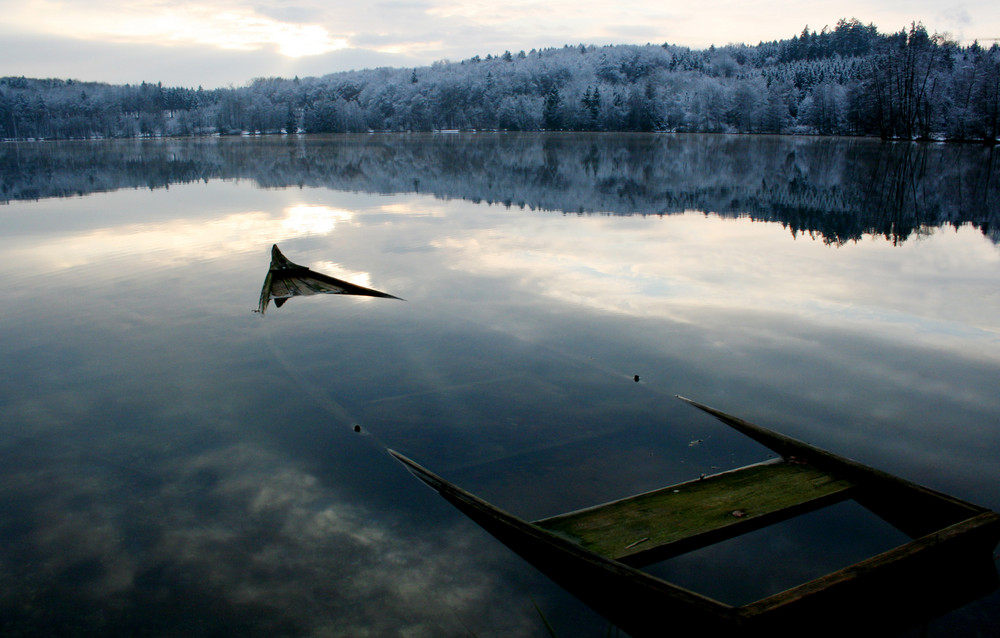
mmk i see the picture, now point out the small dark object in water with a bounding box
[354,425,361,433]
[633,375,640,382]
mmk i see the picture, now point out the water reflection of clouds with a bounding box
[309,260,376,289]
[433,211,1000,349]
[4,140,999,637]
[4,200,360,274]
[280,203,354,235]
[1,436,534,636]
[376,202,447,217]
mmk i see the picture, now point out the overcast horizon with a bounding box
[1,1,998,89]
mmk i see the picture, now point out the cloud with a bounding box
[252,2,326,24]
[5,0,350,53]
[4,0,1000,86]
[0,31,420,86]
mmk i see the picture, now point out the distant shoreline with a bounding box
[2,21,998,143]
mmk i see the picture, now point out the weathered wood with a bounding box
[389,449,744,638]
[257,244,401,314]
[676,395,985,536]
[536,460,854,566]
[741,511,1000,635]
[390,398,1000,638]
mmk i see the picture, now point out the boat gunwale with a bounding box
[738,509,1000,617]
[388,448,742,617]
[534,457,787,526]
[389,397,1000,635]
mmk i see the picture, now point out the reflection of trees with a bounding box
[2,134,998,244]
[853,143,999,243]
[861,144,931,244]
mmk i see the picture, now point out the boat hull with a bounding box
[390,398,1000,637]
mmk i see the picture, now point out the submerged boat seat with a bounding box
[534,458,854,567]
[391,397,1000,637]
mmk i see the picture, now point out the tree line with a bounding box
[2,19,998,142]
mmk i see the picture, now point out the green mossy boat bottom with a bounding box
[535,459,854,565]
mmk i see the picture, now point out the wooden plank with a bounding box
[739,511,1000,635]
[389,396,1000,638]
[676,396,985,536]
[389,401,1000,638]
[388,449,743,638]
[535,460,854,565]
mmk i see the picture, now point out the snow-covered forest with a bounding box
[2,19,999,141]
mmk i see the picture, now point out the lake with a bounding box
[1,133,998,636]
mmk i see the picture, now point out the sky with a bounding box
[1,0,998,89]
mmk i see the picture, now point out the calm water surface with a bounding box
[1,134,999,636]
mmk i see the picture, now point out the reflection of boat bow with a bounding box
[391,397,1000,637]
[257,244,401,314]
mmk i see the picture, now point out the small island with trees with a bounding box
[1,19,998,142]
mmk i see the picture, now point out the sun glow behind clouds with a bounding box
[9,1,348,57]
[208,13,350,57]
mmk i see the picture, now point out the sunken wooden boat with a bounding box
[257,244,401,315]
[390,397,1000,637]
